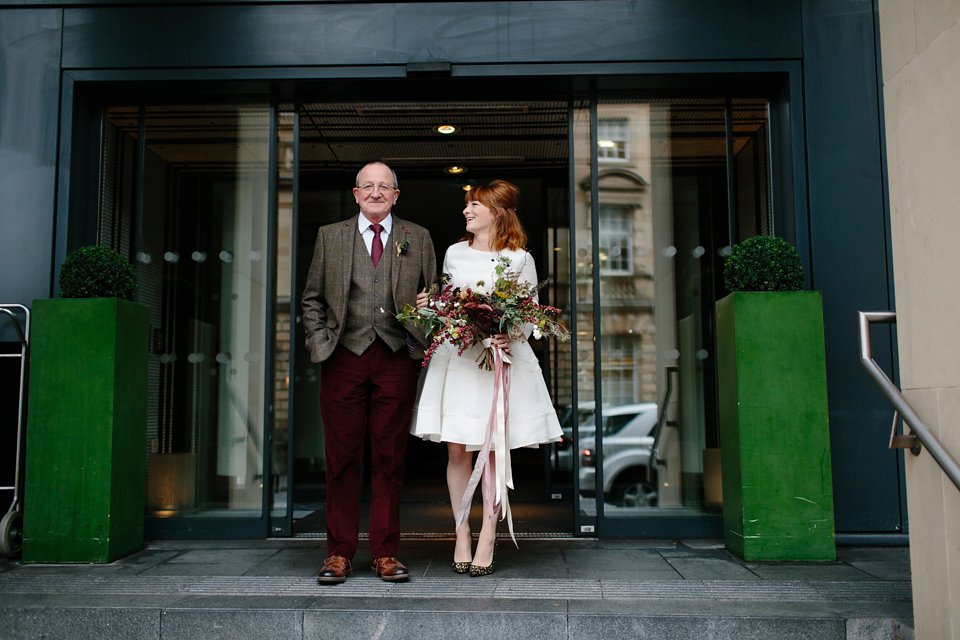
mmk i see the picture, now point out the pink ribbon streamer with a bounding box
[455,344,517,547]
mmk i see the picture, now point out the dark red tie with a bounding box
[370,223,383,267]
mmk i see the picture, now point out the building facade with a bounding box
[0,1,904,543]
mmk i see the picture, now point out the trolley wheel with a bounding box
[0,510,23,558]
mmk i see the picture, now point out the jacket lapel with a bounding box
[391,217,410,295]
[339,216,357,308]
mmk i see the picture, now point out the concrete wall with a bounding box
[878,1,960,637]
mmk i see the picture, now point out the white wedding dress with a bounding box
[409,241,563,450]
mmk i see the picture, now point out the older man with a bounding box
[301,162,437,584]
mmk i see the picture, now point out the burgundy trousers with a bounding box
[318,340,420,560]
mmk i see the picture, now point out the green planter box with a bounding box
[716,291,836,561]
[23,298,149,563]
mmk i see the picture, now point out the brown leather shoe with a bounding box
[317,555,352,584]
[371,557,410,582]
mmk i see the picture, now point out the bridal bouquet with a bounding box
[397,255,570,370]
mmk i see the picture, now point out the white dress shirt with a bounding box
[358,213,393,257]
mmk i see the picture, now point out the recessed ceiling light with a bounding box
[437,125,458,135]
[462,185,473,191]
[445,166,467,174]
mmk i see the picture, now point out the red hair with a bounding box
[461,180,527,252]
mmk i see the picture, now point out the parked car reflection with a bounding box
[578,402,659,507]
[553,402,595,472]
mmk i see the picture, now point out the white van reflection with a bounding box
[577,402,658,507]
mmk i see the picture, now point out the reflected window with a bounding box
[598,118,629,161]
[599,205,633,274]
[602,334,636,406]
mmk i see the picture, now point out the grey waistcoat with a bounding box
[339,228,406,356]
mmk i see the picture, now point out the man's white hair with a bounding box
[355,162,398,189]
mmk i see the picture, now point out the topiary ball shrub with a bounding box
[723,236,805,292]
[59,245,137,301]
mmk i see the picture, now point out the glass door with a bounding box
[95,86,777,540]
[571,97,774,536]
[288,99,574,537]
[100,102,279,536]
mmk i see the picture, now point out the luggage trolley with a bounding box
[0,304,29,558]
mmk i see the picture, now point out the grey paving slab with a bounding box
[168,595,317,609]
[308,596,567,612]
[303,608,567,640]
[569,597,838,616]
[656,547,738,560]
[568,596,910,619]
[844,560,912,582]
[241,547,329,577]
[148,539,324,550]
[477,544,570,579]
[596,539,679,550]
[563,548,675,572]
[837,547,912,581]
[747,562,878,581]
[8,563,129,575]
[0,593,186,608]
[109,549,181,573]
[836,546,910,564]
[161,608,302,640]
[678,539,726,549]
[665,558,761,580]
[847,617,900,640]
[567,613,846,640]
[0,607,162,640]
[165,548,278,564]
[137,562,260,577]
[569,568,683,580]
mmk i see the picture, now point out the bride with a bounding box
[409,180,563,576]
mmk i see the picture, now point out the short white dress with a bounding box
[410,241,563,450]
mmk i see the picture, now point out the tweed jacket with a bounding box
[301,214,437,363]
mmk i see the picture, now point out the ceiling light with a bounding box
[445,166,467,174]
[437,125,458,135]
[462,185,473,191]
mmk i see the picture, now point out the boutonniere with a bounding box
[395,238,410,257]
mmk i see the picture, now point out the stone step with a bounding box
[0,574,913,640]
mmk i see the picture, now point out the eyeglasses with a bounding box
[358,182,396,194]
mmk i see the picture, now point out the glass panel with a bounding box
[103,103,272,518]
[571,105,599,525]
[732,99,773,241]
[578,98,772,521]
[271,105,296,521]
[652,99,727,514]
[545,161,574,502]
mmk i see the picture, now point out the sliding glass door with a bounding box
[93,81,784,540]
[570,97,775,536]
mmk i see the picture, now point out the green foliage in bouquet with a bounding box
[723,236,805,292]
[59,245,137,301]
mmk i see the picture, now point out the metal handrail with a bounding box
[858,311,960,492]
[651,365,679,468]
